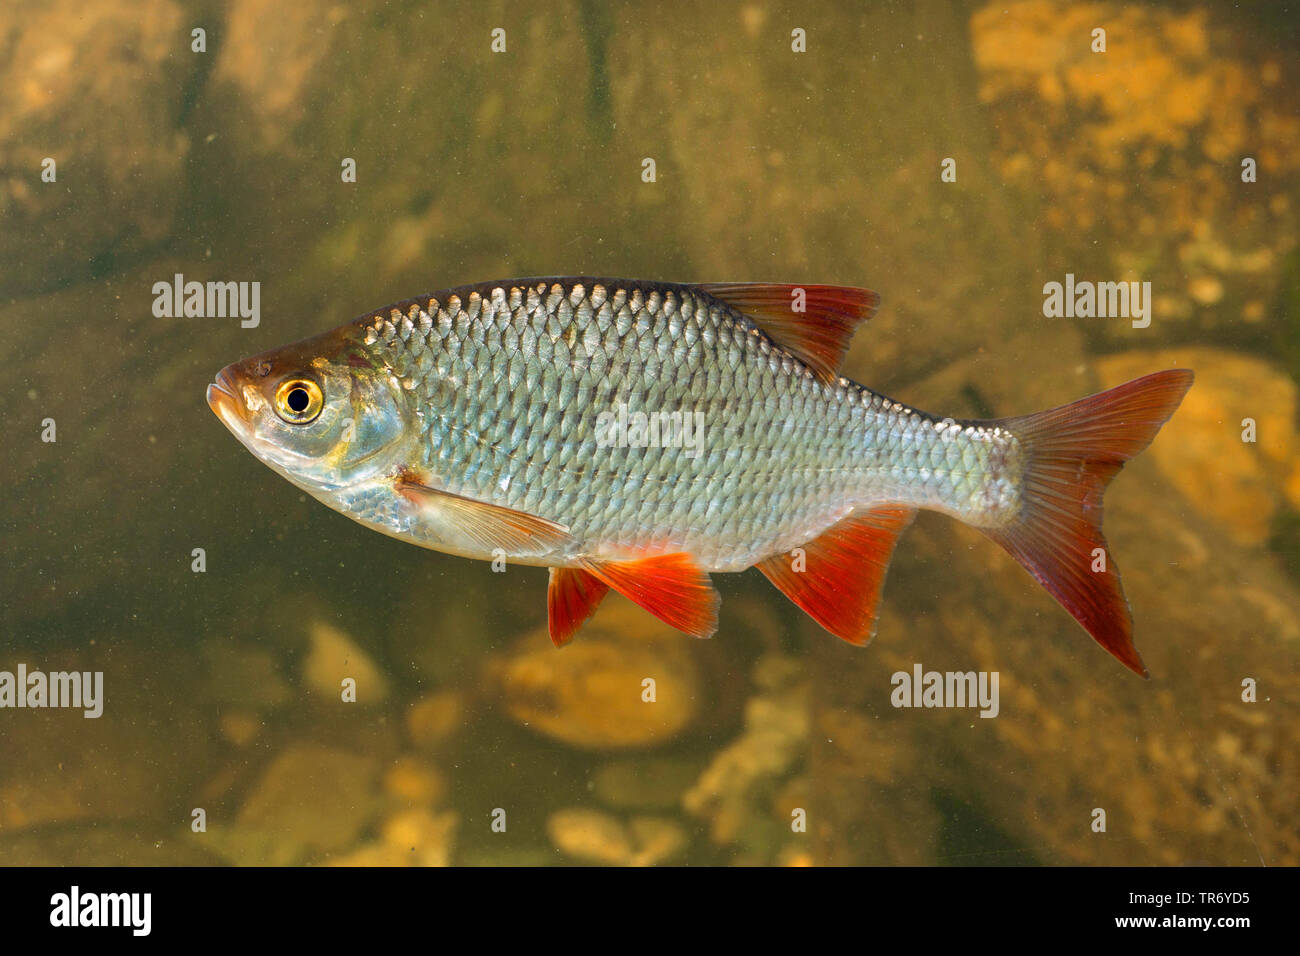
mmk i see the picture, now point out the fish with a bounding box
[206,277,1193,676]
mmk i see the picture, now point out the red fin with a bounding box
[547,567,610,647]
[756,506,916,645]
[983,369,1194,677]
[394,473,571,555]
[580,554,719,638]
[699,283,879,383]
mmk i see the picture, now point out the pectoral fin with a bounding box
[580,553,719,638]
[756,505,915,645]
[394,474,571,556]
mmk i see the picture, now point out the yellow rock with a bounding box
[1288,462,1300,512]
[230,745,381,865]
[405,691,466,748]
[326,809,458,866]
[219,710,261,747]
[1188,275,1224,306]
[627,817,687,866]
[1094,348,1299,544]
[547,808,634,865]
[379,809,458,867]
[492,598,700,750]
[972,3,1285,162]
[324,843,410,867]
[546,807,684,866]
[382,756,446,806]
[303,620,390,703]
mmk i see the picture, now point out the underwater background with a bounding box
[1,0,1297,865]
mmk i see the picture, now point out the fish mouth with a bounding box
[206,367,250,432]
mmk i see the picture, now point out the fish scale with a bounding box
[353,278,1012,571]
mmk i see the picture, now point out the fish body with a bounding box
[208,277,1192,675]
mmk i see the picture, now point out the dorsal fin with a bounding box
[699,283,879,383]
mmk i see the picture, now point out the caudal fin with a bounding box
[982,369,1194,677]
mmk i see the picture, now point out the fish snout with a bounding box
[207,366,251,428]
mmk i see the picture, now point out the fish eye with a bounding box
[274,378,323,424]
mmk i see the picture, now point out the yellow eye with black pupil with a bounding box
[274,379,323,423]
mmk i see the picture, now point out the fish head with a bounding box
[207,326,415,493]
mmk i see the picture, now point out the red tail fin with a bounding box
[982,369,1194,676]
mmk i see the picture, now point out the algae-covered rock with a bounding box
[0,0,193,297]
[1094,347,1300,545]
[212,745,381,865]
[0,826,226,867]
[971,1,1300,350]
[0,642,214,837]
[201,639,292,709]
[684,654,809,853]
[592,757,704,812]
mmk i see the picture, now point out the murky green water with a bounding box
[2,0,1298,866]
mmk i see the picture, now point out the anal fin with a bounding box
[547,567,610,647]
[580,553,719,639]
[756,505,916,645]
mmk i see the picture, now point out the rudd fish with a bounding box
[206,278,1192,676]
